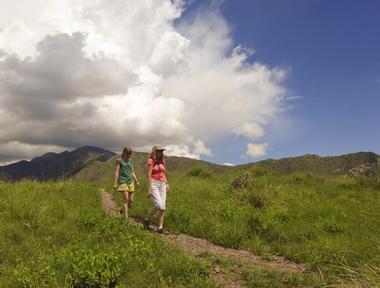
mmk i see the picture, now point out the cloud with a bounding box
[0,33,134,120]
[165,144,201,160]
[234,123,265,141]
[0,0,288,163]
[246,143,269,158]
[193,139,213,157]
[0,141,67,164]
[223,162,234,166]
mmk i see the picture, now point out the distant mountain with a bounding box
[2,146,379,182]
[240,152,380,177]
[0,146,116,181]
[75,150,380,183]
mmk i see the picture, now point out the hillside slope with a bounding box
[74,152,231,182]
[239,152,380,177]
[0,146,116,181]
[2,147,379,182]
[76,150,380,183]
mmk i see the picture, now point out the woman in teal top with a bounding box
[113,146,140,220]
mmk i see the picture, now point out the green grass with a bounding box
[0,180,218,287]
[197,252,321,288]
[111,167,380,287]
[2,163,379,287]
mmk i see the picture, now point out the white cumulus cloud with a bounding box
[234,123,265,141]
[246,143,269,158]
[0,0,289,163]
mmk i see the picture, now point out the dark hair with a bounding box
[121,147,132,159]
[155,150,164,163]
[148,149,164,164]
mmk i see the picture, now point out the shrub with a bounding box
[231,173,253,189]
[186,167,211,178]
[65,247,126,288]
[12,256,56,288]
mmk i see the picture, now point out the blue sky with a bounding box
[185,0,380,164]
[0,0,378,165]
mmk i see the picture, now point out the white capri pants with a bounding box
[150,179,167,210]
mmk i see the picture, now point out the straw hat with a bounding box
[152,144,166,151]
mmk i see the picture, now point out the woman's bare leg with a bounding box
[128,192,134,208]
[122,191,130,219]
[158,210,165,229]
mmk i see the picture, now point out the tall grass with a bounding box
[117,167,380,286]
[0,180,218,287]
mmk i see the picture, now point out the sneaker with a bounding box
[143,218,150,230]
[156,227,169,235]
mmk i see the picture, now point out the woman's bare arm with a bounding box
[147,164,153,196]
[113,161,120,190]
[132,165,140,185]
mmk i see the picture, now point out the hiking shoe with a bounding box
[156,227,169,235]
[143,218,150,230]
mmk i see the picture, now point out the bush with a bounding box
[186,167,211,178]
[65,248,125,288]
[12,256,56,288]
[230,173,253,189]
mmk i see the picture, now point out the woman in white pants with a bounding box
[143,144,170,234]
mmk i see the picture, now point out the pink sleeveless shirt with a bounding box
[147,159,166,182]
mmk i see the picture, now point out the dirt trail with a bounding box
[101,187,120,215]
[100,188,306,287]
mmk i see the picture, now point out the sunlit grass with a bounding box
[110,167,380,286]
[0,180,218,287]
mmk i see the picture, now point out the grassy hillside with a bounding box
[75,151,380,184]
[108,166,380,287]
[2,147,378,183]
[0,181,218,287]
[2,149,380,286]
[247,152,380,177]
[75,149,380,286]
[74,152,231,183]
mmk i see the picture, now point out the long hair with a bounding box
[148,151,156,161]
[155,150,164,163]
[148,149,164,164]
[121,146,132,160]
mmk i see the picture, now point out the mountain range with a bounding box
[0,146,115,181]
[0,146,379,181]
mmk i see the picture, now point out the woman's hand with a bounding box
[113,183,118,191]
[136,180,141,187]
[166,182,170,192]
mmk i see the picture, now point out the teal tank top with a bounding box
[117,158,133,184]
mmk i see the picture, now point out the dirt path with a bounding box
[100,188,306,287]
[101,187,120,216]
